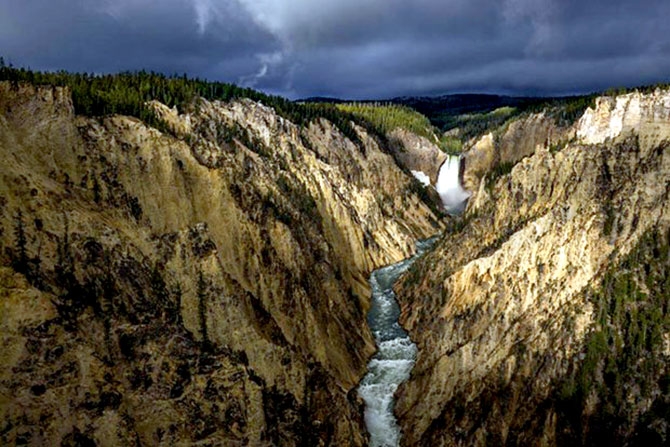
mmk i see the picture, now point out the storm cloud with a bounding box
[2,0,669,98]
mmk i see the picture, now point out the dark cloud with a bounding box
[1,0,669,99]
[0,0,279,83]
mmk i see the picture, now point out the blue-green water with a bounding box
[358,238,437,447]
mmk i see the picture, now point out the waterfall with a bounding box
[358,238,437,447]
[436,155,470,214]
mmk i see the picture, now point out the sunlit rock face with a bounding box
[576,89,670,149]
[394,89,670,446]
[0,82,442,446]
[460,113,575,194]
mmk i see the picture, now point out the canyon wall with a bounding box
[460,112,574,193]
[0,82,441,446]
[396,90,670,446]
[387,128,448,185]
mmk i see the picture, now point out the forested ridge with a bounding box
[0,59,375,145]
[4,59,666,159]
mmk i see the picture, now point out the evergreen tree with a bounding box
[197,271,211,351]
[12,211,27,273]
[92,174,101,204]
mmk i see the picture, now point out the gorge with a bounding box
[358,237,437,447]
[0,71,668,447]
[357,150,470,446]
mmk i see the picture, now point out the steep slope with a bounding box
[395,89,670,446]
[459,112,574,193]
[0,82,441,446]
[387,128,447,185]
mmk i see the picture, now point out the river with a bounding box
[357,237,437,447]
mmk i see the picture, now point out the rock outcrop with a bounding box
[0,82,441,446]
[460,112,574,193]
[396,90,670,446]
[576,89,670,150]
[388,128,448,185]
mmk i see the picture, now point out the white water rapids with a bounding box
[358,238,437,447]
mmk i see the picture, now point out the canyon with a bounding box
[0,81,440,446]
[0,78,668,447]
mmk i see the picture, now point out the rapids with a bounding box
[358,238,437,447]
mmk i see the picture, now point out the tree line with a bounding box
[0,58,374,146]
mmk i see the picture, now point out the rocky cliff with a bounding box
[460,112,574,193]
[387,128,447,185]
[396,89,670,446]
[0,82,441,446]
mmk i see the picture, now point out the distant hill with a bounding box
[301,93,592,134]
[390,93,537,117]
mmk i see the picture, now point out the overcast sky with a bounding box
[2,0,670,99]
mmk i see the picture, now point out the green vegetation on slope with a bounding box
[441,106,519,142]
[394,94,526,127]
[556,228,670,446]
[527,94,598,127]
[439,95,598,141]
[0,58,376,147]
[336,103,436,140]
[337,102,464,154]
[395,93,603,144]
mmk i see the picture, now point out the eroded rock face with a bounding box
[576,89,670,150]
[395,90,670,446]
[388,128,448,185]
[461,113,574,193]
[0,82,441,446]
